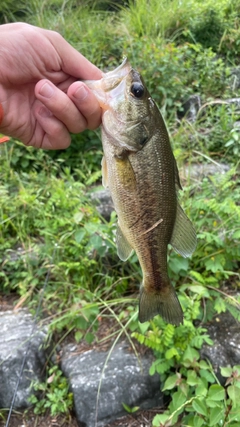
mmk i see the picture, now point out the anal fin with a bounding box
[170,202,197,258]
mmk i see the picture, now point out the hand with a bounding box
[0,23,103,149]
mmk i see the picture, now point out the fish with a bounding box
[84,58,197,324]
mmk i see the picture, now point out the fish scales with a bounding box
[84,59,197,324]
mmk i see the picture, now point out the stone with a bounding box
[177,95,201,122]
[0,310,48,409]
[90,188,114,221]
[61,342,163,427]
[200,311,240,384]
[226,97,240,109]
[229,67,240,91]
[180,162,230,182]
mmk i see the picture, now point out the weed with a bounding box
[29,365,73,416]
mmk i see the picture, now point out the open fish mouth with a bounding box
[83,58,131,110]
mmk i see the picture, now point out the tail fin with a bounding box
[138,285,183,325]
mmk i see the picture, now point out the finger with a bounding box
[33,104,71,150]
[68,81,102,130]
[35,79,94,133]
[45,30,103,80]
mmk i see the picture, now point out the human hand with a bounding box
[0,23,103,149]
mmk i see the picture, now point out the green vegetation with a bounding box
[1,0,240,424]
[29,365,73,416]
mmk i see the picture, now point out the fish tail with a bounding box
[138,283,183,325]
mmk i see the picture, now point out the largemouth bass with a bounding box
[85,59,197,324]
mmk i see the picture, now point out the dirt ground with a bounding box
[0,407,162,427]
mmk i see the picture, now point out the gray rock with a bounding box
[177,95,201,122]
[90,188,113,221]
[61,342,163,427]
[226,97,240,109]
[180,162,230,182]
[4,244,42,263]
[201,312,240,384]
[0,310,48,409]
[229,67,240,91]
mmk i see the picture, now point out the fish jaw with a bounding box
[83,58,131,111]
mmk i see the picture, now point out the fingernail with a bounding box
[40,82,54,98]
[73,85,88,101]
[38,106,52,118]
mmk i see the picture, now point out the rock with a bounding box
[177,95,201,122]
[229,67,240,91]
[180,162,230,182]
[4,244,42,263]
[226,97,240,109]
[200,312,240,384]
[0,310,48,409]
[90,188,114,221]
[61,342,163,427]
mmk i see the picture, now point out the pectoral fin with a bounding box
[116,222,133,261]
[101,156,108,188]
[170,202,197,258]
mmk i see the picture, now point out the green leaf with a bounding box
[206,399,221,408]
[193,415,205,427]
[183,346,200,363]
[209,407,224,426]
[152,413,170,426]
[139,321,150,334]
[74,229,86,243]
[220,367,233,377]
[192,398,208,417]
[122,402,139,413]
[199,369,216,384]
[187,370,198,386]
[169,256,189,274]
[196,381,208,398]
[189,270,205,284]
[233,229,240,239]
[165,347,179,360]
[170,390,186,412]
[227,385,240,406]
[85,332,95,344]
[188,285,210,297]
[74,330,83,343]
[207,384,225,401]
[205,254,225,273]
[149,364,156,376]
[73,212,84,223]
[214,297,226,314]
[162,374,179,391]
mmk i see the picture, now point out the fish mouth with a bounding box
[83,58,131,110]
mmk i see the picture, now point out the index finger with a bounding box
[46,30,103,80]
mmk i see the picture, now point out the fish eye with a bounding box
[130,82,145,99]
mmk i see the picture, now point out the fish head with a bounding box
[84,59,157,153]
